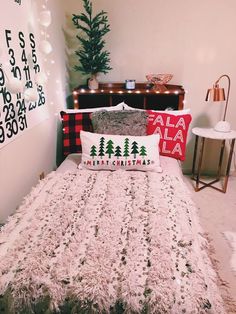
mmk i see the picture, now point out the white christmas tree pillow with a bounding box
[80,130,162,172]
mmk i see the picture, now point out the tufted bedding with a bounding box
[0,157,225,313]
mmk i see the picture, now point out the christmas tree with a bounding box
[123,138,130,158]
[140,145,147,158]
[131,141,139,159]
[90,145,97,158]
[106,140,114,158]
[114,146,122,158]
[98,137,105,158]
[72,0,112,76]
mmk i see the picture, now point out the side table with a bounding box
[192,127,236,193]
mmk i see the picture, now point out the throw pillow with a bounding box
[80,130,162,172]
[60,111,93,156]
[146,110,192,161]
[60,103,125,156]
[91,110,148,136]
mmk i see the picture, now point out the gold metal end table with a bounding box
[191,127,236,193]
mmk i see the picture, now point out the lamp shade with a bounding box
[205,74,231,132]
[205,84,225,102]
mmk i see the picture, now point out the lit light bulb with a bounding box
[39,10,52,27]
[24,88,38,102]
[5,76,24,94]
[39,40,52,54]
[35,71,48,85]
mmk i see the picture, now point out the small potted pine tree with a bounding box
[72,0,112,89]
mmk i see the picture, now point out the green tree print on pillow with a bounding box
[123,138,130,158]
[90,145,97,158]
[131,141,139,159]
[140,145,147,158]
[99,137,105,159]
[106,139,114,158]
[114,146,122,158]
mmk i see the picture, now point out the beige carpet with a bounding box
[184,174,236,313]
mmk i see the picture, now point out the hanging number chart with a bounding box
[0,28,48,149]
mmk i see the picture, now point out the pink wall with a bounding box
[0,0,67,222]
[64,0,236,173]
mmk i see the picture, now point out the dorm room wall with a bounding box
[0,0,67,222]
[63,0,236,174]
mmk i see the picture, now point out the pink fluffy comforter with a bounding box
[0,169,225,313]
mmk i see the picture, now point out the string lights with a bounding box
[72,85,186,109]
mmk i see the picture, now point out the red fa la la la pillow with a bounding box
[146,110,192,161]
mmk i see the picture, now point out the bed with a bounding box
[0,85,227,313]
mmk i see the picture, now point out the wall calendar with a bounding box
[0,2,49,150]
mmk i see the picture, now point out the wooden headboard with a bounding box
[72,82,185,110]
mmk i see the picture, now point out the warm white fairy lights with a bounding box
[39,5,52,55]
[72,86,185,108]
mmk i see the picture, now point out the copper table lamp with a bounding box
[205,74,231,132]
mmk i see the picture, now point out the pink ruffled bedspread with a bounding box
[0,169,225,313]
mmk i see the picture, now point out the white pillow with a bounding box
[65,102,125,113]
[123,103,190,115]
[80,130,162,172]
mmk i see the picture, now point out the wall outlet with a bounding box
[39,172,45,180]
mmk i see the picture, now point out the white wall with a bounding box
[0,0,67,222]
[63,0,236,173]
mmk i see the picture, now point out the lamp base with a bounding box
[214,120,231,133]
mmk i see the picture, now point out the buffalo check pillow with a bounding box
[146,110,192,161]
[80,130,162,172]
[60,111,93,156]
[60,103,125,156]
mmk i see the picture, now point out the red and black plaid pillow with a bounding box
[60,111,93,156]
